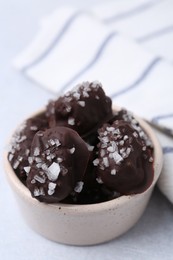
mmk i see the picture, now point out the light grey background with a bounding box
[0,1,173,259]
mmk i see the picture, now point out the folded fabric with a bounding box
[13,1,173,204]
[92,0,173,62]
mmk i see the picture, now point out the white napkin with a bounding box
[13,1,173,203]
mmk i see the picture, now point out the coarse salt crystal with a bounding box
[74,181,84,193]
[39,187,45,196]
[13,160,19,169]
[66,106,71,112]
[142,146,147,151]
[50,154,55,159]
[37,132,43,137]
[57,157,63,163]
[24,166,31,174]
[30,126,38,131]
[100,149,105,157]
[102,136,109,143]
[34,175,46,183]
[93,158,99,166]
[112,152,123,164]
[36,163,42,168]
[25,149,30,156]
[83,91,89,98]
[103,157,109,167]
[18,135,27,143]
[8,153,14,161]
[45,150,50,155]
[73,92,80,100]
[49,139,55,146]
[46,155,52,161]
[120,148,125,154]
[92,80,101,88]
[109,153,113,159]
[96,177,103,184]
[35,157,42,163]
[41,163,48,171]
[33,187,45,196]
[133,132,138,138]
[48,182,57,195]
[111,169,116,175]
[103,131,108,136]
[149,157,153,162]
[107,146,115,153]
[68,118,75,125]
[69,147,75,154]
[55,139,61,146]
[119,140,124,146]
[33,188,40,196]
[28,156,33,164]
[124,135,129,141]
[34,147,40,156]
[106,127,115,132]
[126,147,131,156]
[114,129,120,135]
[86,144,94,151]
[78,101,85,107]
[47,162,60,181]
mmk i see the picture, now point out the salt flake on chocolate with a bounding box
[34,147,40,156]
[74,181,84,193]
[24,166,31,174]
[47,162,60,181]
[112,152,123,164]
[69,147,75,154]
[48,182,57,195]
[78,101,85,107]
[68,117,75,125]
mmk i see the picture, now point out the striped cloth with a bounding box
[13,0,173,203]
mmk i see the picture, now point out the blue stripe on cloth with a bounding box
[163,146,173,154]
[103,0,163,24]
[138,25,173,42]
[57,31,118,94]
[152,114,173,123]
[111,57,161,99]
[22,10,85,72]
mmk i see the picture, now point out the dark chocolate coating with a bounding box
[8,112,48,183]
[94,120,154,195]
[46,81,113,139]
[26,126,90,202]
[8,82,154,204]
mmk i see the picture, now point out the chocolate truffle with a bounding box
[26,126,90,203]
[46,81,113,140]
[8,112,48,183]
[94,119,154,195]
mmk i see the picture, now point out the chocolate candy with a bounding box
[8,112,48,183]
[94,119,153,195]
[26,126,90,202]
[46,81,113,140]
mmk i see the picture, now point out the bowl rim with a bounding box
[4,105,163,214]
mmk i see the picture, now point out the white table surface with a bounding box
[1,0,173,259]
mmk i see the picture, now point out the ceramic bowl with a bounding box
[4,107,163,245]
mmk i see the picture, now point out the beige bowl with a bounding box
[4,108,163,246]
